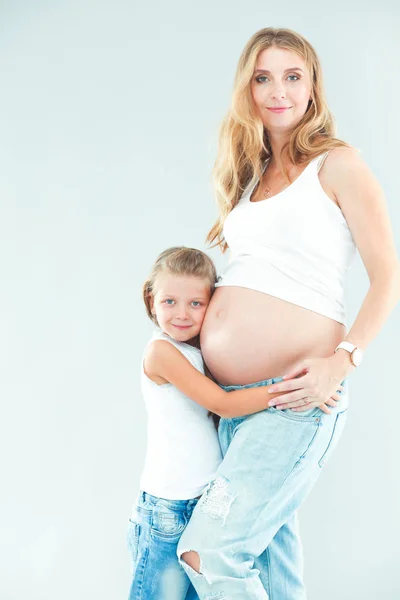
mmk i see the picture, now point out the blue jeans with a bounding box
[127,491,200,600]
[177,376,348,600]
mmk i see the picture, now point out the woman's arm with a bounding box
[144,339,286,418]
[327,148,400,371]
[267,148,400,409]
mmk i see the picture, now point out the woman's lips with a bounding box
[267,107,291,113]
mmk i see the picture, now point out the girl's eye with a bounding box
[191,301,201,307]
[165,299,175,305]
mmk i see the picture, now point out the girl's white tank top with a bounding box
[138,328,222,501]
[216,152,357,326]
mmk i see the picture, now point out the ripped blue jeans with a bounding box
[127,491,200,600]
[177,376,348,600]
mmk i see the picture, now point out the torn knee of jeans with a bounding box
[181,550,201,573]
[179,550,213,584]
[199,475,236,525]
[180,550,230,594]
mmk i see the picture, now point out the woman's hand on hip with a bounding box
[267,355,351,414]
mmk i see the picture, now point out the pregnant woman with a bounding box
[176,27,400,599]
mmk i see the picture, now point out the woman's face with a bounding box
[251,46,312,135]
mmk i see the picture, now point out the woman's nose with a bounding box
[270,82,286,100]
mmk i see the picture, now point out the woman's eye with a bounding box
[165,299,174,305]
[255,74,299,84]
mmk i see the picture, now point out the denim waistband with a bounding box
[220,376,347,393]
[220,376,284,392]
[139,490,200,508]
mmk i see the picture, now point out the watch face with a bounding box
[352,348,363,366]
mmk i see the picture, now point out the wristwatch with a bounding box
[334,341,363,367]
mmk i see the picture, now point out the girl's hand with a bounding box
[267,355,352,415]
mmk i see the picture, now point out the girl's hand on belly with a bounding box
[266,356,351,414]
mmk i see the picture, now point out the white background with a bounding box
[1,1,399,598]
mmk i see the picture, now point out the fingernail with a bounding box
[268,388,275,393]
[268,401,275,407]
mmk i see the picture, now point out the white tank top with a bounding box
[138,328,222,500]
[215,152,357,325]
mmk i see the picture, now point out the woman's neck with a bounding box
[267,131,293,171]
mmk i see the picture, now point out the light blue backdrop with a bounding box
[1,1,399,599]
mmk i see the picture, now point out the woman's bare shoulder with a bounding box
[318,146,380,207]
[325,146,365,171]
[322,146,373,187]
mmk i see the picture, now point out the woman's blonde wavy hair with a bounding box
[207,27,352,251]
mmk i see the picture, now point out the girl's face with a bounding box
[251,46,312,135]
[151,272,212,343]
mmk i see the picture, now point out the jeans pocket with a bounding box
[318,409,348,468]
[269,405,321,422]
[127,519,141,575]
[151,504,188,540]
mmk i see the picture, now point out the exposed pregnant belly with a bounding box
[200,287,347,385]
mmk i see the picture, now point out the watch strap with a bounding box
[335,341,363,367]
[335,341,357,353]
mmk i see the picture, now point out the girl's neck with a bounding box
[159,328,200,349]
[186,334,201,349]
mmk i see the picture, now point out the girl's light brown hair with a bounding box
[207,27,353,251]
[143,246,218,325]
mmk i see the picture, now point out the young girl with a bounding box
[127,246,292,600]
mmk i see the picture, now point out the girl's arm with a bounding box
[144,340,281,418]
